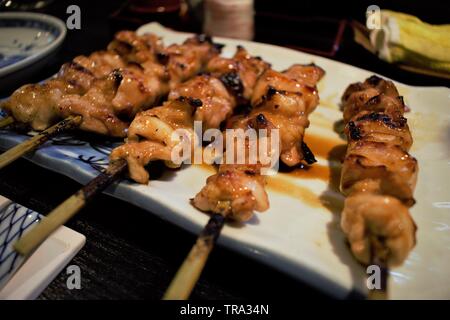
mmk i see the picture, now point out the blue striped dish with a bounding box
[0,199,41,289]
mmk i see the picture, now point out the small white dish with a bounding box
[0,12,66,78]
[0,195,85,300]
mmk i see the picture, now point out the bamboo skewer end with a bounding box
[162,214,225,300]
[14,158,127,257]
[0,115,82,170]
[367,237,389,300]
[0,116,14,129]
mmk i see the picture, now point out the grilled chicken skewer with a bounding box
[193,64,325,221]
[2,31,220,136]
[339,75,418,299]
[0,115,15,129]
[164,63,324,299]
[0,32,221,170]
[110,46,270,184]
[1,31,160,134]
[14,45,268,257]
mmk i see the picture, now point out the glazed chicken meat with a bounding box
[193,64,325,221]
[1,32,221,137]
[110,46,270,183]
[339,75,418,266]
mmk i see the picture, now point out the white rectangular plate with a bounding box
[0,22,449,299]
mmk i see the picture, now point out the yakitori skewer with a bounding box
[14,45,269,256]
[0,31,158,167]
[14,158,127,256]
[339,75,418,299]
[163,63,325,299]
[0,116,14,129]
[0,115,82,170]
[368,238,389,300]
[110,46,269,184]
[0,32,220,170]
[162,213,225,300]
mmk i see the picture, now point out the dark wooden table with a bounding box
[0,0,448,300]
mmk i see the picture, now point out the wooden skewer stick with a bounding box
[0,116,14,129]
[162,213,225,300]
[0,115,82,170]
[367,237,389,300]
[14,158,127,256]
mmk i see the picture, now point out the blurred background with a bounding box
[0,0,449,95]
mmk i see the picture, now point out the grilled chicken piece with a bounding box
[341,193,416,266]
[58,51,126,93]
[238,64,324,167]
[206,45,270,102]
[111,62,168,118]
[342,75,400,104]
[341,75,404,123]
[341,141,418,205]
[110,77,234,183]
[1,79,81,131]
[345,111,413,151]
[282,63,327,88]
[72,51,126,79]
[339,75,418,266]
[111,140,173,183]
[58,61,96,93]
[110,46,270,184]
[3,31,162,132]
[163,35,222,88]
[2,50,127,131]
[194,163,269,221]
[57,71,129,137]
[111,98,194,183]
[343,93,405,125]
[168,74,236,130]
[110,35,222,118]
[193,64,324,221]
[107,30,164,64]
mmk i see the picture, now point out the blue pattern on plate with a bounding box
[0,117,120,174]
[0,201,41,288]
[0,18,61,68]
[0,19,60,35]
[0,103,111,288]
[0,112,111,289]
[0,55,27,68]
[0,116,124,289]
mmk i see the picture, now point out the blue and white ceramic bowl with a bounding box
[0,12,66,78]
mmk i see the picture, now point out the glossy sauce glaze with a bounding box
[268,134,346,210]
[197,133,347,211]
[303,133,346,161]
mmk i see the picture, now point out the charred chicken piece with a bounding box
[2,32,220,136]
[193,63,325,221]
[339,75,418,266]
[206,45,270,102]
[110,47,271,184]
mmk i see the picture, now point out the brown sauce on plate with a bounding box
[196,133,347,212]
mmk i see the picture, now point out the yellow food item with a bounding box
[370,10,450,73]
